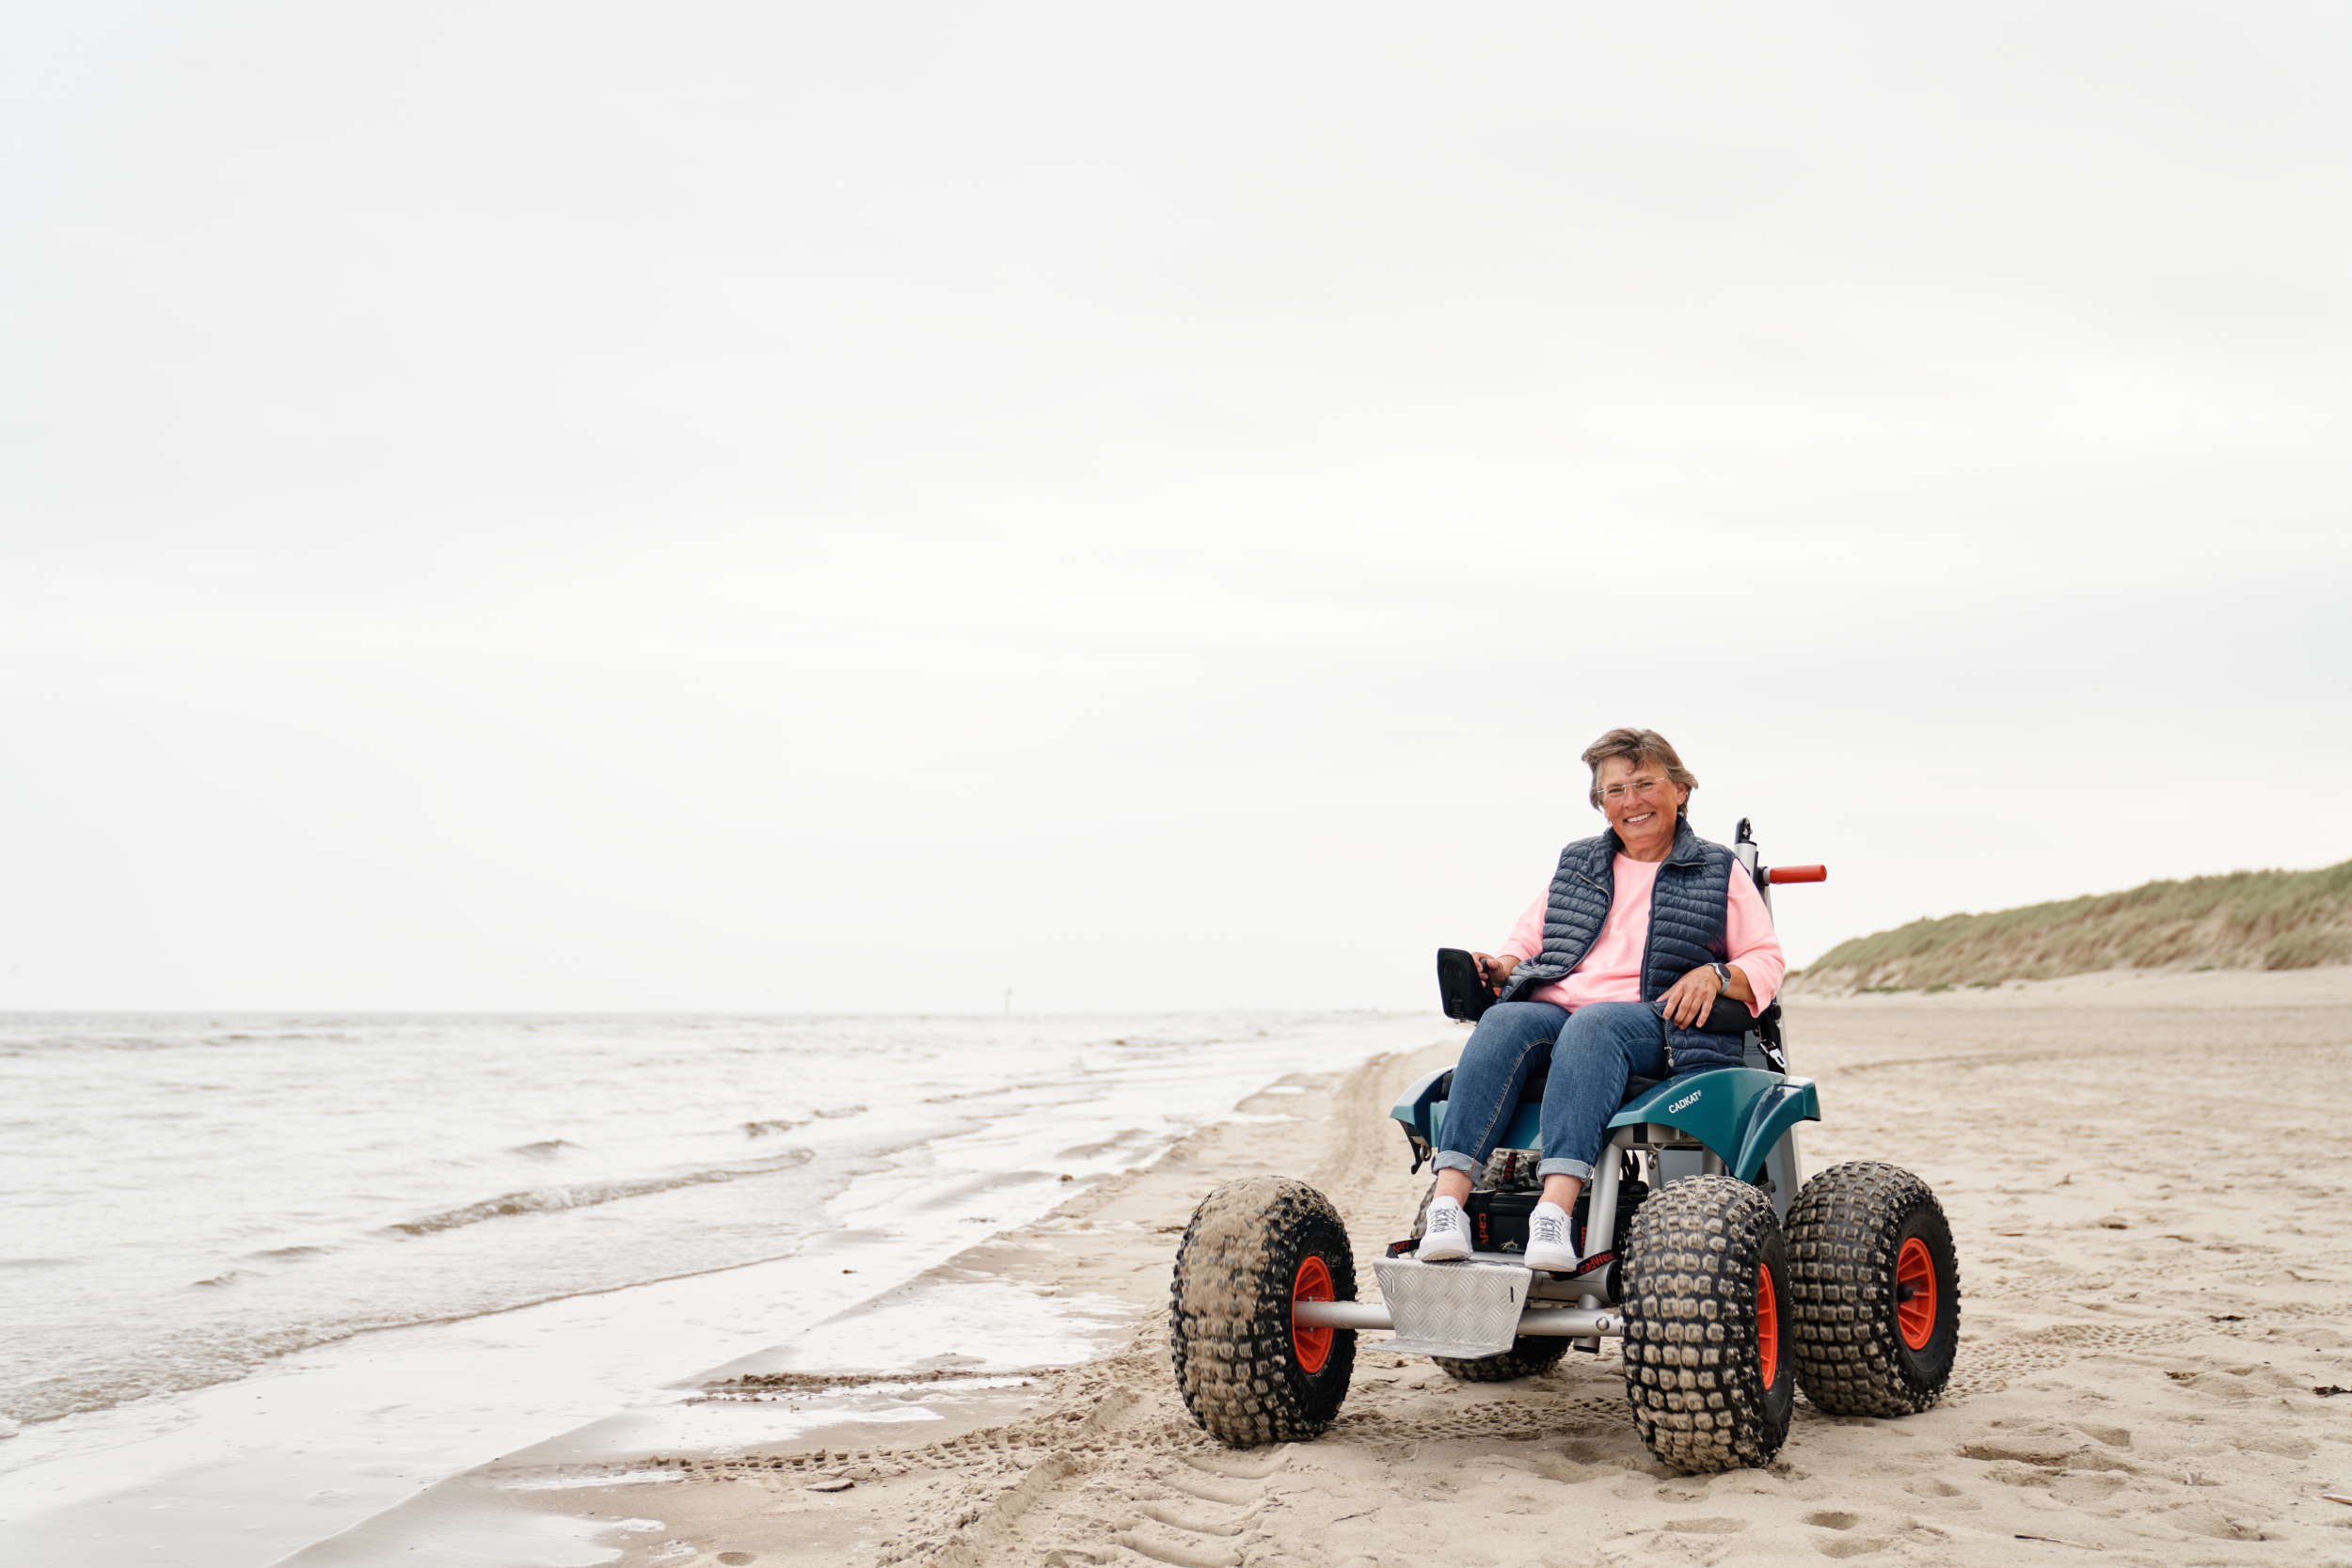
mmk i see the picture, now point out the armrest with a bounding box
[1697,996,1756,1036]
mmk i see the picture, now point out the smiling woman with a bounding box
[1415,728,1788,1272]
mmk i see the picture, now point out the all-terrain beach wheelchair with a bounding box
[1168,822,1962,1473]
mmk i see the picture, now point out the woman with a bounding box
[1418,727,1786,1270]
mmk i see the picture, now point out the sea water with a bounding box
[0,1011,1442,1562]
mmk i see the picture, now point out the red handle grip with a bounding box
[1767,864,1827,884]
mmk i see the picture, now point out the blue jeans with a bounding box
[1433,1001,1669,1182]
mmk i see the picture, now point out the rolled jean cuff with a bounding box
[1536,1157,1594,1181]
[1431,1151,1478,1176]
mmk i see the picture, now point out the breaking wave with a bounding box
[389,1152,814,1237]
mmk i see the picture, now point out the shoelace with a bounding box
[1530,1212,1568,1245]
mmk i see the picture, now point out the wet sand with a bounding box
[366,969,2352,1567]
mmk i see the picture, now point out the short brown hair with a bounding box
[1581,728,1698,818]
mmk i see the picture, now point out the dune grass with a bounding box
[1796,859,2352,992]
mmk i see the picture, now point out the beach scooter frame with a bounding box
[1168,821,1962,1473]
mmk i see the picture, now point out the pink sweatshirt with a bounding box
[1497,856,1786,1012]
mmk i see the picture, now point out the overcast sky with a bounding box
[3,3,2345,1012]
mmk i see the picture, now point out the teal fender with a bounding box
[1391,1066,1549,1156]
[1390,1066,1452,1156]
[1609,1069,1820,1181]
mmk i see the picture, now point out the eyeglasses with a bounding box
[1600,777,1675,804]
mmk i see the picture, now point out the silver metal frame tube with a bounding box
[1290,1301,1622,1338]
[1585,1129,1628,1263]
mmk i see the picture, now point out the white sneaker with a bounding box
[1524,1201,1580,1273]
[1417,1196,1470,1261]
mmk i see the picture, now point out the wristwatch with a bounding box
[1709,962,1733,990]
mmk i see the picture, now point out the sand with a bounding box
[415,968,2352,1567]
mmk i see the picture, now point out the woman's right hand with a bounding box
[1472,952,1518,991]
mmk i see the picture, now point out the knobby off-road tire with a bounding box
[1785,1161,1961,1416]
[1405,1179,1571,1382]
[1170,1176,1357,1446]
[1620,1175,1796,1473]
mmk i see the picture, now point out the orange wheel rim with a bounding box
[1756,1264,1780,1387]
[1896,1236,1937,1351]
[1292,1255,1335,1373]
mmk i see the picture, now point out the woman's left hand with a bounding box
[1659,968,1724,1028]
[1662,963,1754,1027]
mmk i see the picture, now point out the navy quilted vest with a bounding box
[1495,819,1743,1074]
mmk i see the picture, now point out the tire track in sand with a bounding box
[863,1046,1424,1568]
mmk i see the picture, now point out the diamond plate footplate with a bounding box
[1372,1258,1533,1357]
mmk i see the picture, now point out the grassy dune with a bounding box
[1793,859,2352,992]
